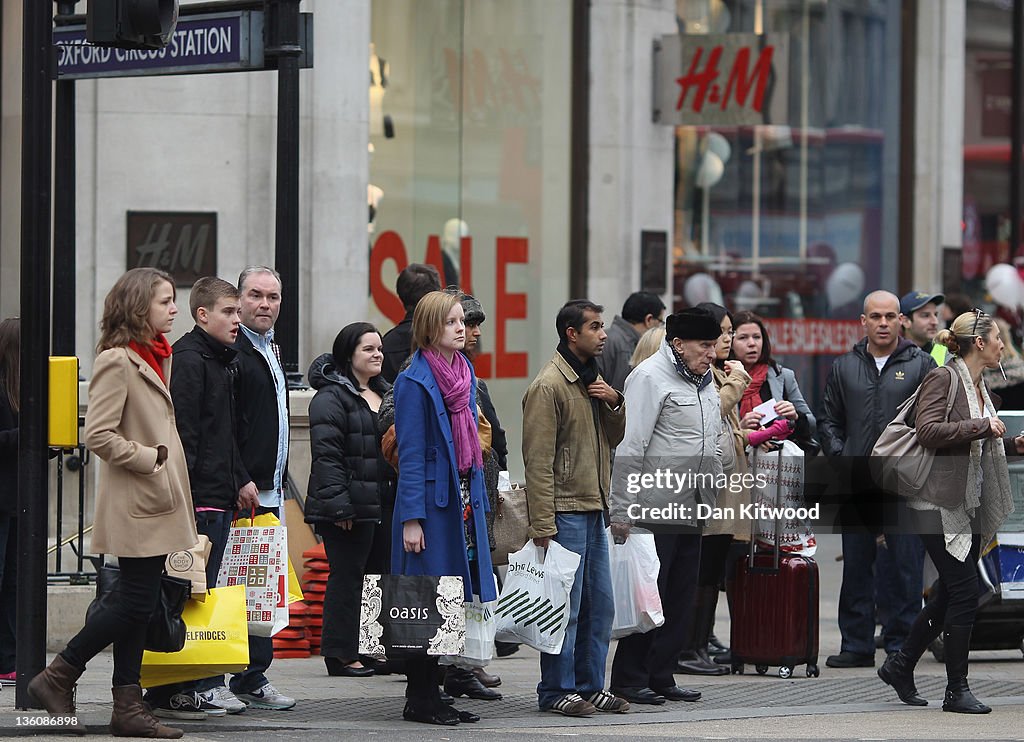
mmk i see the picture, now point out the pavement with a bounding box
[4,534,1024,741]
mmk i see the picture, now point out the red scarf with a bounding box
[129,335,172,385]
[740,363,770,418]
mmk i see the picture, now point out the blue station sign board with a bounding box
[54,11,312,80]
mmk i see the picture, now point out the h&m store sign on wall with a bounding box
[653,33,789,126]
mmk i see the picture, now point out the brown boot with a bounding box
[28,654,86,732]
[110,685,183,739]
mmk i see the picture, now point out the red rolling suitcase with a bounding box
[729,447,820,679]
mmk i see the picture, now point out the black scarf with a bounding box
[557,342,600,386]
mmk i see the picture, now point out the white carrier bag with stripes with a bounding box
[494,540,581,654]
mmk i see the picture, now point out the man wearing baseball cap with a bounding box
[899,291,946,366]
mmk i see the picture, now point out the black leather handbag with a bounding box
[86,565,191,653]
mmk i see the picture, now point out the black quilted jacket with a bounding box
[305,353,390,524]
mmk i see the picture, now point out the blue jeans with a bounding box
[839,531,924,655]
[537,512,614,710]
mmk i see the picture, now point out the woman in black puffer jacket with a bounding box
[306,322,393,678]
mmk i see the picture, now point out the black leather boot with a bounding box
[676,586,729,676]
[877,598,946,707]
[942,625,991,714]
[443,666,502,700]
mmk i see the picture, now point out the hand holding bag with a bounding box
[870,367,960,508]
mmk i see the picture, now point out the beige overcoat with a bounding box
[84,347,197,557]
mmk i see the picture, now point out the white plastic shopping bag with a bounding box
[494,540,581,654]
[608,529,664,639]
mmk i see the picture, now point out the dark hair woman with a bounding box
[391,290,496,726]
[730,311,817,453]
[29,268,198,738]
[0,318,19,686]
[877,310,1022,713]
[305,322,392,678]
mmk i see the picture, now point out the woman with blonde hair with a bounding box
[629,326,665,370]
[29,268,198,738]
[877,310,1023,714]
[391,290,496,726]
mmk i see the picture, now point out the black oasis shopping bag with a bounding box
[358,574,466,659]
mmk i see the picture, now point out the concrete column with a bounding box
[588,0,677,314]
[0,0,23,317]
[913,0,965,291]
[304,0,370,366]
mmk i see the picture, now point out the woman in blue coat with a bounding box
[393,290,496,726]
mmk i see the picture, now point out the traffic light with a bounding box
[87,0,179,50]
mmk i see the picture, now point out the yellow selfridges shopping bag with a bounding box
[140,584,249,688]
[231,513,304,605]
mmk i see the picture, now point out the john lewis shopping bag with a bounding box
[494,540,580,654]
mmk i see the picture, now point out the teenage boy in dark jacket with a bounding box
[818,290,936,670]
[148,277,256,719]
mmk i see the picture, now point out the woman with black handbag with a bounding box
[877,310,1024,714]
[28,268,198,739]
[305,322,391,678]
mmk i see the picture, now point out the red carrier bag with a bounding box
[729,446,820,679]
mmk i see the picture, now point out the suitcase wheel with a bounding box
[755,664,768,675]
[731,663,744,675]
[779,666,793,679]
[806,664,820,678]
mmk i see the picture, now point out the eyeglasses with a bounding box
[721,330,736,338]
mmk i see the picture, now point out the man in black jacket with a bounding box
[150,277,256,719]
[229,266,296,710]
[818,290,936,669]
[381,263,441,383]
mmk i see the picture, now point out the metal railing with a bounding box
[47,421,96,585]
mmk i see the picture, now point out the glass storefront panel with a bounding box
[368,1,572,476]
[962,0,1014,313]
[673,0,902,409]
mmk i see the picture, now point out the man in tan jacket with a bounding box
[522,300,626,717]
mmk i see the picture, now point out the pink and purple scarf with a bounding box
[423,349,483,474]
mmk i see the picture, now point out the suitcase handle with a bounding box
[748,446,783,574]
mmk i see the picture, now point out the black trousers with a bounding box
[320,521,385,660]
[610,532,701,690]
[62,555,165,687]
[697,534,732,587]
[917,532,982,631]
[404,655,441,707]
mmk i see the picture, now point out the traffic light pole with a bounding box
[16,0,54,710]
[54,0,78,357]
[265,0,302,382]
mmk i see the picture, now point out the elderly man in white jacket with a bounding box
[608,307,728,706]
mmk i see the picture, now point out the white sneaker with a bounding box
[201,686,247,714]
[153,691,228,720]
[235,682,295,710]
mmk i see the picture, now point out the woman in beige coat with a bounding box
[29,268,197,739]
